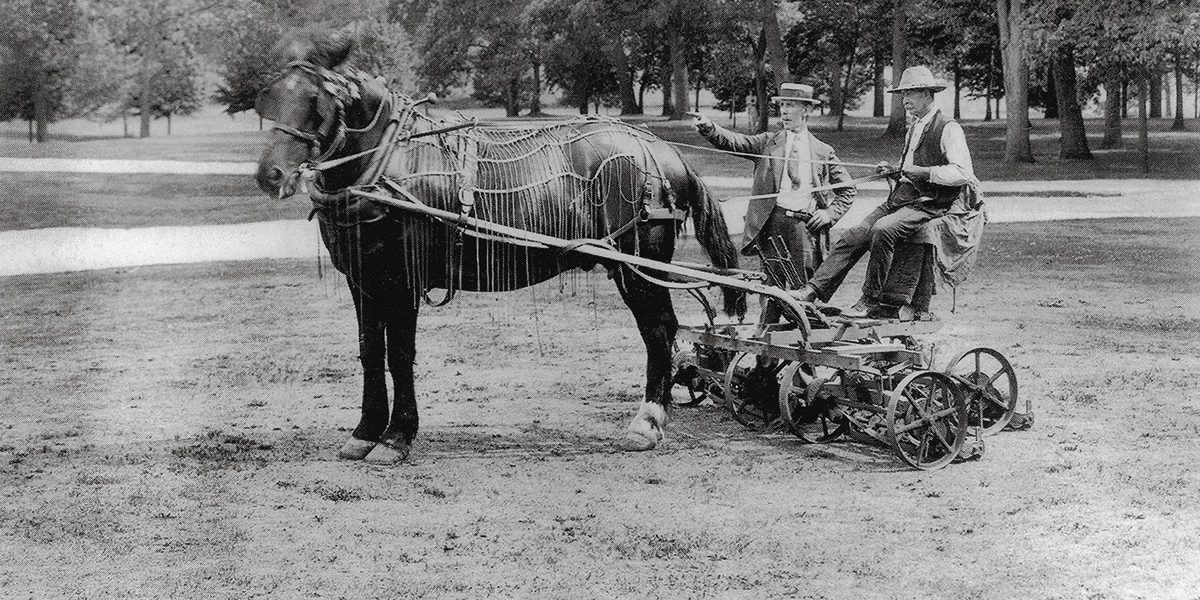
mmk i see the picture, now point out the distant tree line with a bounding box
[1,0,1197,169]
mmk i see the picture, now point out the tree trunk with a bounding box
[529,61,544,116]
[884,0,908,138]
[1149,68,1162,118]
[837,30,860,132]
[140,86,153,138]
[873,46,886,117]
[33,75,50,143]
[1121,79,1128,118]
[1172,61,1186,130]
[1052,46,1090,159]
[996,0,1034,163]
[984,56,993,121]
[759,0,789,87]
[28,119,33,144]
[1100,64,1122,149]
[505,78,520,117]
[755,63,770,133]
[605,36,641,115]
[661,42,674,117]
[1042,65,1058,119]
[829,55,846,117]
[953,57,961,120]
[1137,76,1149,173]
[167,113,172,135]
[670,27,690,119]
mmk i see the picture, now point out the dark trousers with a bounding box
[750,207,814,291]
[753,207,817,327]
[808,202,938,305]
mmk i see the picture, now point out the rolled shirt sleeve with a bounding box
[929,121,975,186]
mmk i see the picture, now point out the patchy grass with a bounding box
[1,216,1199,598]
[1074,313,1200,335]
[0,172,293,232]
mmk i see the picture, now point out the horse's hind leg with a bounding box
[364,294,420,464]
[614,268,678,451]
[338,284,390,460]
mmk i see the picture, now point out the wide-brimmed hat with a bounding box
[887,66,947,93]
[771,83,822,105]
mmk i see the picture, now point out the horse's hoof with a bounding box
[618,430,659,452]
[337,438,377,460]
[364,442,411,464]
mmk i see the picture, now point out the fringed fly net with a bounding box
[373,115,682,293]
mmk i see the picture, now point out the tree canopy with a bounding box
[0,0,1196,154]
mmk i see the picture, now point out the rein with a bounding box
[719,170,900,203]
[663,139,884,169]
[312,119,480,172]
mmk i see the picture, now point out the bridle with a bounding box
[257,60,355,165]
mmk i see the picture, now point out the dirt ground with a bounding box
[2,216,1199,599]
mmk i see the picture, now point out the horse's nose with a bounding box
[257,166,284,194]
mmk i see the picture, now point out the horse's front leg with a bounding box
[614,268,678,451]
[364,294,420,464]
[338,284,390,460]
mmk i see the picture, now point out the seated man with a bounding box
[877,184,985,320]
[795,66,977,318]
[690,83,856,322]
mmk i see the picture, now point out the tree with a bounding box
[1099,64,1123,148]
[540,0,618,114]
[759,0,789,88]
[597,0,647,115]
[1057,0,1200,172]
[677,0,771,129]
[211,10,279,116]
[137,46,202,134]
[1028,1,1093,158]
[417,0,530,116]
[1050,45,1091,158]
[0,0,87,141]
[97,0,237,138]
[996,0,1035,162]
[784,0,879,130]
[708,37,755,120]
[884,0,909,138]
[920,0,1003,120]
[1171,57,1188,130]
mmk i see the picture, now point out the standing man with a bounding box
[689,83,857,294]
[796,66,976,318]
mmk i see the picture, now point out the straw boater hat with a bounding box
[771,83,822,105]
[887,66,947,93]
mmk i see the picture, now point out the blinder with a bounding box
[254,87,281,122]
[255,61,351,162]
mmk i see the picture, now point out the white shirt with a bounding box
[901,107,975,186]
[777,129,815,211]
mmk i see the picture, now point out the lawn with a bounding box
[3,110,1196,232]
[0,217,1198,599]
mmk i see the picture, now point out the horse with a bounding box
[253,32,744,463]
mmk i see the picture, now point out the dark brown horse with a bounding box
[254,32,743,463]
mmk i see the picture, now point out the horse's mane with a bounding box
[275,29,354,69]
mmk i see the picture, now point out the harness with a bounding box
[265,66,688,307]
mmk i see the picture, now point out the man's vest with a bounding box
[890,110,963,211]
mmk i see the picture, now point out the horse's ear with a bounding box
[326,31,355,68]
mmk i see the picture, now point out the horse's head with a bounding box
[254,32,358,198]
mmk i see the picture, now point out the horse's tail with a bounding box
[680,161,747,318]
